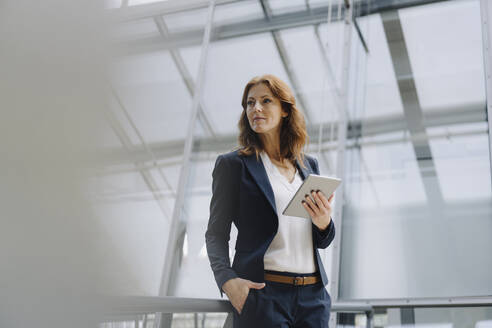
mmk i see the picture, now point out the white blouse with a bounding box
[260,151,317,274]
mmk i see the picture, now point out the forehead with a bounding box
[247,83,273,98]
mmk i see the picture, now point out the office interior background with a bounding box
[1,0,491,327]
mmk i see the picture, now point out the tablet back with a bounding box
[282,174,341,219]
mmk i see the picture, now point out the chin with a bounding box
[250,122,273,134]
[251,126,267,134]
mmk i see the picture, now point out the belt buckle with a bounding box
[293,276,304,286]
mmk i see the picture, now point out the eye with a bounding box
[263,98,271,104]
[247,100,254,106]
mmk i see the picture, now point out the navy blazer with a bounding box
[205,149,336,297]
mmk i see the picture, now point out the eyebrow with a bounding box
[248,95,271,100]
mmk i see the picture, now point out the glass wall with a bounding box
[339,0,492,300]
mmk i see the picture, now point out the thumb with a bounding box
[249,281,266,289]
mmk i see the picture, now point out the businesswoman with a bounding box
[205,74,336,328]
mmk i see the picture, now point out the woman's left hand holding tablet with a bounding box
[302,190,334,231]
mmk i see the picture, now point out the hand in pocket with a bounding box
[222,278,265,314]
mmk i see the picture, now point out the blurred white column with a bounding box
[0,1,115,328]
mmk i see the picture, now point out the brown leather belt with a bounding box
[264,272,321,286]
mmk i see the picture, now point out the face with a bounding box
[246,83,288,136]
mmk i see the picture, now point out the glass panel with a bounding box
[339,0,492,300]
[354,14,404,118]
[174,133,234,297]
[400,0,485,112]
[266,0,307,16]
[110,51,194,143]
[214,0,264,25]
[200,32,292,136]
[317,20,349,93]
[163,6,210,33]
[349,306,492,327]
[180,45,204,83]
[99,11,204,295]
[414,307,492,328]
[277,25,340,125]
[428,122,491,202]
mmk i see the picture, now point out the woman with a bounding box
[205,74,336,328]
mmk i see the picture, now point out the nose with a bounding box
[254,102,263,111]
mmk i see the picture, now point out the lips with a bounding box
[253,117,265,121]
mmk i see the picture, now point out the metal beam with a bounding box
[340,296,492,308]
[98,103,486,166]
[105,295,373,316]
[112,0,452,23]
[382,10,443,205]
[113,0,453,56]
[99,124,488,181]
[353,18,370,53]
[153,5,217,324]
[356,0,452,18]
[115,5,332,55]
[153,16,217,138]
[157,0,216,304]
[112,0,237,22]
[330,2,353,327]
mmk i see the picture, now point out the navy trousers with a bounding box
[232,271,332,328]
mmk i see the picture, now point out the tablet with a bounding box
[282,174,342,219]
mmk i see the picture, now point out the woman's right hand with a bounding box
[222,278,265,314]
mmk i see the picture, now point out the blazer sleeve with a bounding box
[310,156,336,249]
[205,155,238,297]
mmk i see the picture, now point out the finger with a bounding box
[328,193,334,202]
[304,193,320,214]
[302,200,316,218]
[312,190,327,210]
[316,190,331,209]
[235,299,243,314]
[249,281,266,289]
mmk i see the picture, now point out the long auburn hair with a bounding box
[237,74,308,168]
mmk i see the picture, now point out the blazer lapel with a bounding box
[242,153,315,216]
[242,153,277,215]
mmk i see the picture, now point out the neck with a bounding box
[259,129,283,162]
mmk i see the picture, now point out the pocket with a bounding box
[240,289,253,316]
